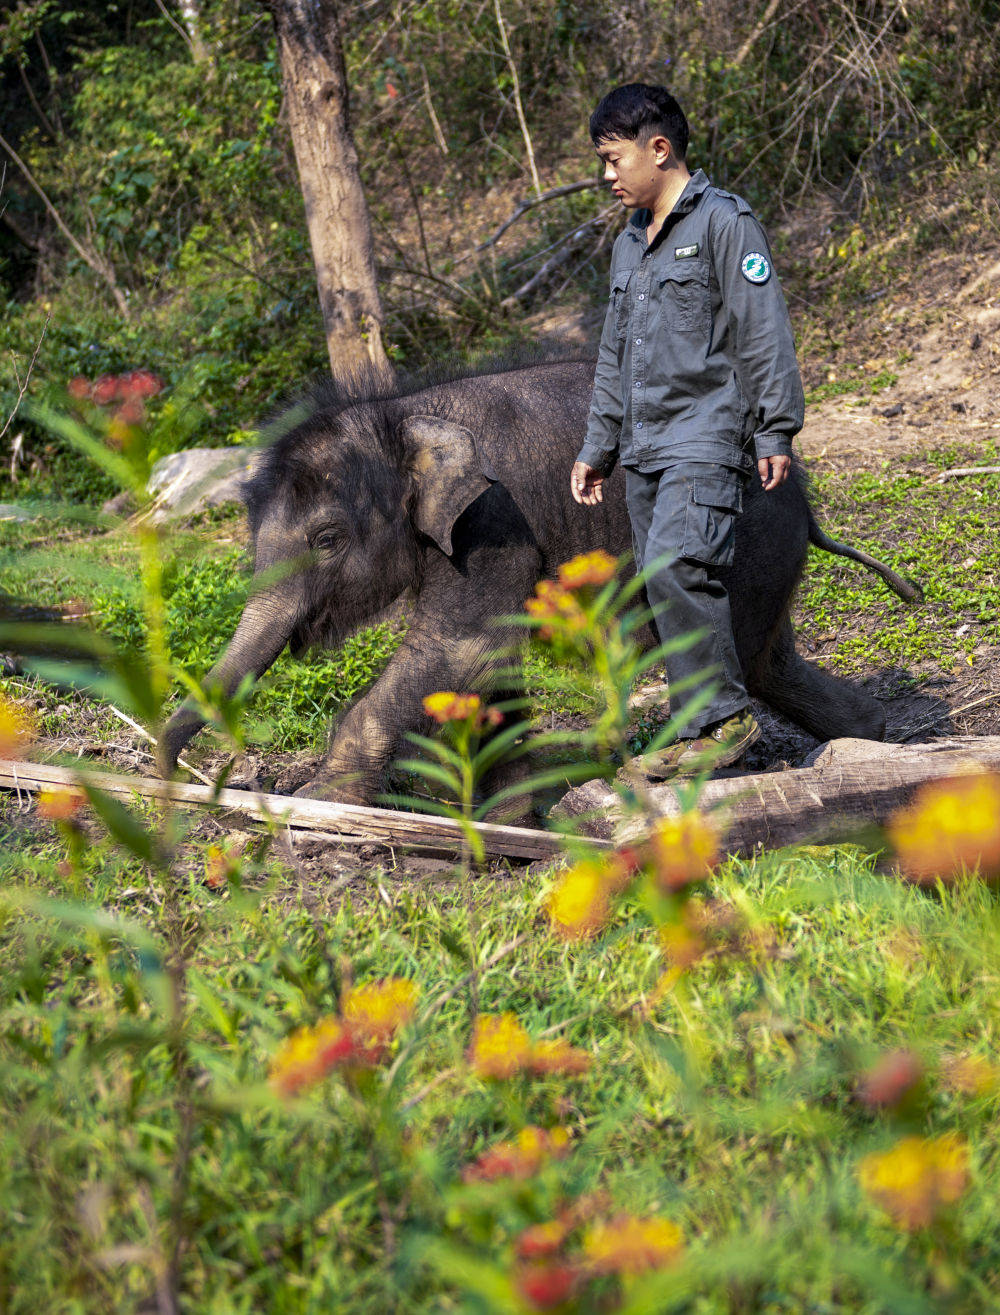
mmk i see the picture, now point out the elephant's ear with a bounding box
[400,414,497,556]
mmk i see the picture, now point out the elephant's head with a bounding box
[156,397,496,777]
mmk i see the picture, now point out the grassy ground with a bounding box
[3,438,1000,1310]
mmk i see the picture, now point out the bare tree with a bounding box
[267,0,391,378]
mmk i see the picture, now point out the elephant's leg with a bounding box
[748,617,886,742]
[300,621,511,804]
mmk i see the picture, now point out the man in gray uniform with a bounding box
[571,83,804,777]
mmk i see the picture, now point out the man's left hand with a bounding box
[758,455,791,490]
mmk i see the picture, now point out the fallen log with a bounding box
[556,736,1000,854]
[0,758,594,863]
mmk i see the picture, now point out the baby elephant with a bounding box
[158,359,919,801]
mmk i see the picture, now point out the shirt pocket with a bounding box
[611,267,632,340]
[658,260,710,334]
[682,474,744,567]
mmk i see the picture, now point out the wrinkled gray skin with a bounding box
[158,360,915,802]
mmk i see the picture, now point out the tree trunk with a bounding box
[557,737,1000,857]
[269,0,391,379]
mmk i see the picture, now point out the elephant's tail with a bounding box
[806,509,924,603]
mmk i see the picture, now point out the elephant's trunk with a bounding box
[157,570,305,777]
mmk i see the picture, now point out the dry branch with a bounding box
[936,466,1000,481]
[0,759,586,862]
[557,737,1000,855]
[476,180,602,251]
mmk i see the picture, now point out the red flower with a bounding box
[515,1261,579,1310]
[67,376,91,400]
[92,374,121,406]
[858,1049,923,1109]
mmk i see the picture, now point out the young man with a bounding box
[571,83,804,778]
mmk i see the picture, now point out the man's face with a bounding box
[595,134,665,211]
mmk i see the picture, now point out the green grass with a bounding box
[797,446,1000,671]
[2,824,1000,1311]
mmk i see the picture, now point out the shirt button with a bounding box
[635,337,642,345]
[635,421,643,429]
[637,293,645,300]
[634,380,643,387]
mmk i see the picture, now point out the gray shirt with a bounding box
[577,169,805,474]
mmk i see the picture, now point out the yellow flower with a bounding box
[468,1012,533,1079]
[342,977,419,1045]
[645,812,719,893]
[858,1134,969,1229]
[463,1125,571,1182]
[557,550,618,590]
[423,691,483,723]
[583,1214,685,1276]
[530,1037,591,1076]
[269,1017,356,1096]
[889,772,1000,883]
[0,695,36,761]
[942,1054,1000,1097]
[547,853,634,941]
[36,787,85,822]
[525,579,588,640]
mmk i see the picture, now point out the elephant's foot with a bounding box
[292,771,377,807]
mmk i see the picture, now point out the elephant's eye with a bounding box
[312,528,343,552]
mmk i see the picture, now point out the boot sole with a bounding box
[627,721,762,782]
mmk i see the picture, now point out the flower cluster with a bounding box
[857,1049,924,1111]
[463,1125,571,1182]
[556,550,618,591]
[642,811,719,893]
[0,695,36,761]
[547,852,636,941]
[422,690,503,729]
[68,370,164,406]
[269,977,418,1096]
[467,1013,590,1080]
[583,1213,685,1277]
[524,578,589,642]
[512,1212,685,1310]
[888,772,1000,883]
[858,1133,969,1229]
[67,370,164,447]
[36,787,85,823]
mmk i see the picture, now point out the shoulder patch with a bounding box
[740,252,771,284]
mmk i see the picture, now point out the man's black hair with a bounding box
[589,84,689,160]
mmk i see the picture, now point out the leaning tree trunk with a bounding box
[269,0,391,379]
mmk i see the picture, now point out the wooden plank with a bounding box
[0,759,595,862]
[557,736,1000,855]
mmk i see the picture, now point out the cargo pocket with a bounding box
[681,475,743,567]
[611,268,632,340]
[659,260,710,334]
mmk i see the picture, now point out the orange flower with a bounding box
[857,1049,923,1110]
[463,1125,571,1182]
[269,1018,357,1096]
[644,812,719,893]
[529,1038,591,1076]
[36,787,85,822]
[525,579,588,641]
[468,1012,534,1079]
[342,977,419,1053]
[583,1214,685,1277]
[547,854,634,941]
[889,772,1000,883]
[516,1220,570,1260]
[858,1134,970,1229]
[423,691,483,723]
[515,1261,579,1310]
[0,695,36,760]
[557,550,618,591]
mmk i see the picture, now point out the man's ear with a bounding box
[648,132,672,166]
[400,414,497,556]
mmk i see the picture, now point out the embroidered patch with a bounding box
[674,243,699,259]
[740,252,771,284]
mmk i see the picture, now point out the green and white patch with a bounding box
[740,251,771,284]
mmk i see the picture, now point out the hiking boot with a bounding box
[625,710,761,782]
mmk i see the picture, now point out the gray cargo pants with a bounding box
[624,461,749,737]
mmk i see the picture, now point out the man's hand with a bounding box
[757,455,791,491]
[571,460,604,506]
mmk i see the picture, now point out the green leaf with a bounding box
[81,781,161,866]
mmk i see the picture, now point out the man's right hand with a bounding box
[571,461,604,506]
